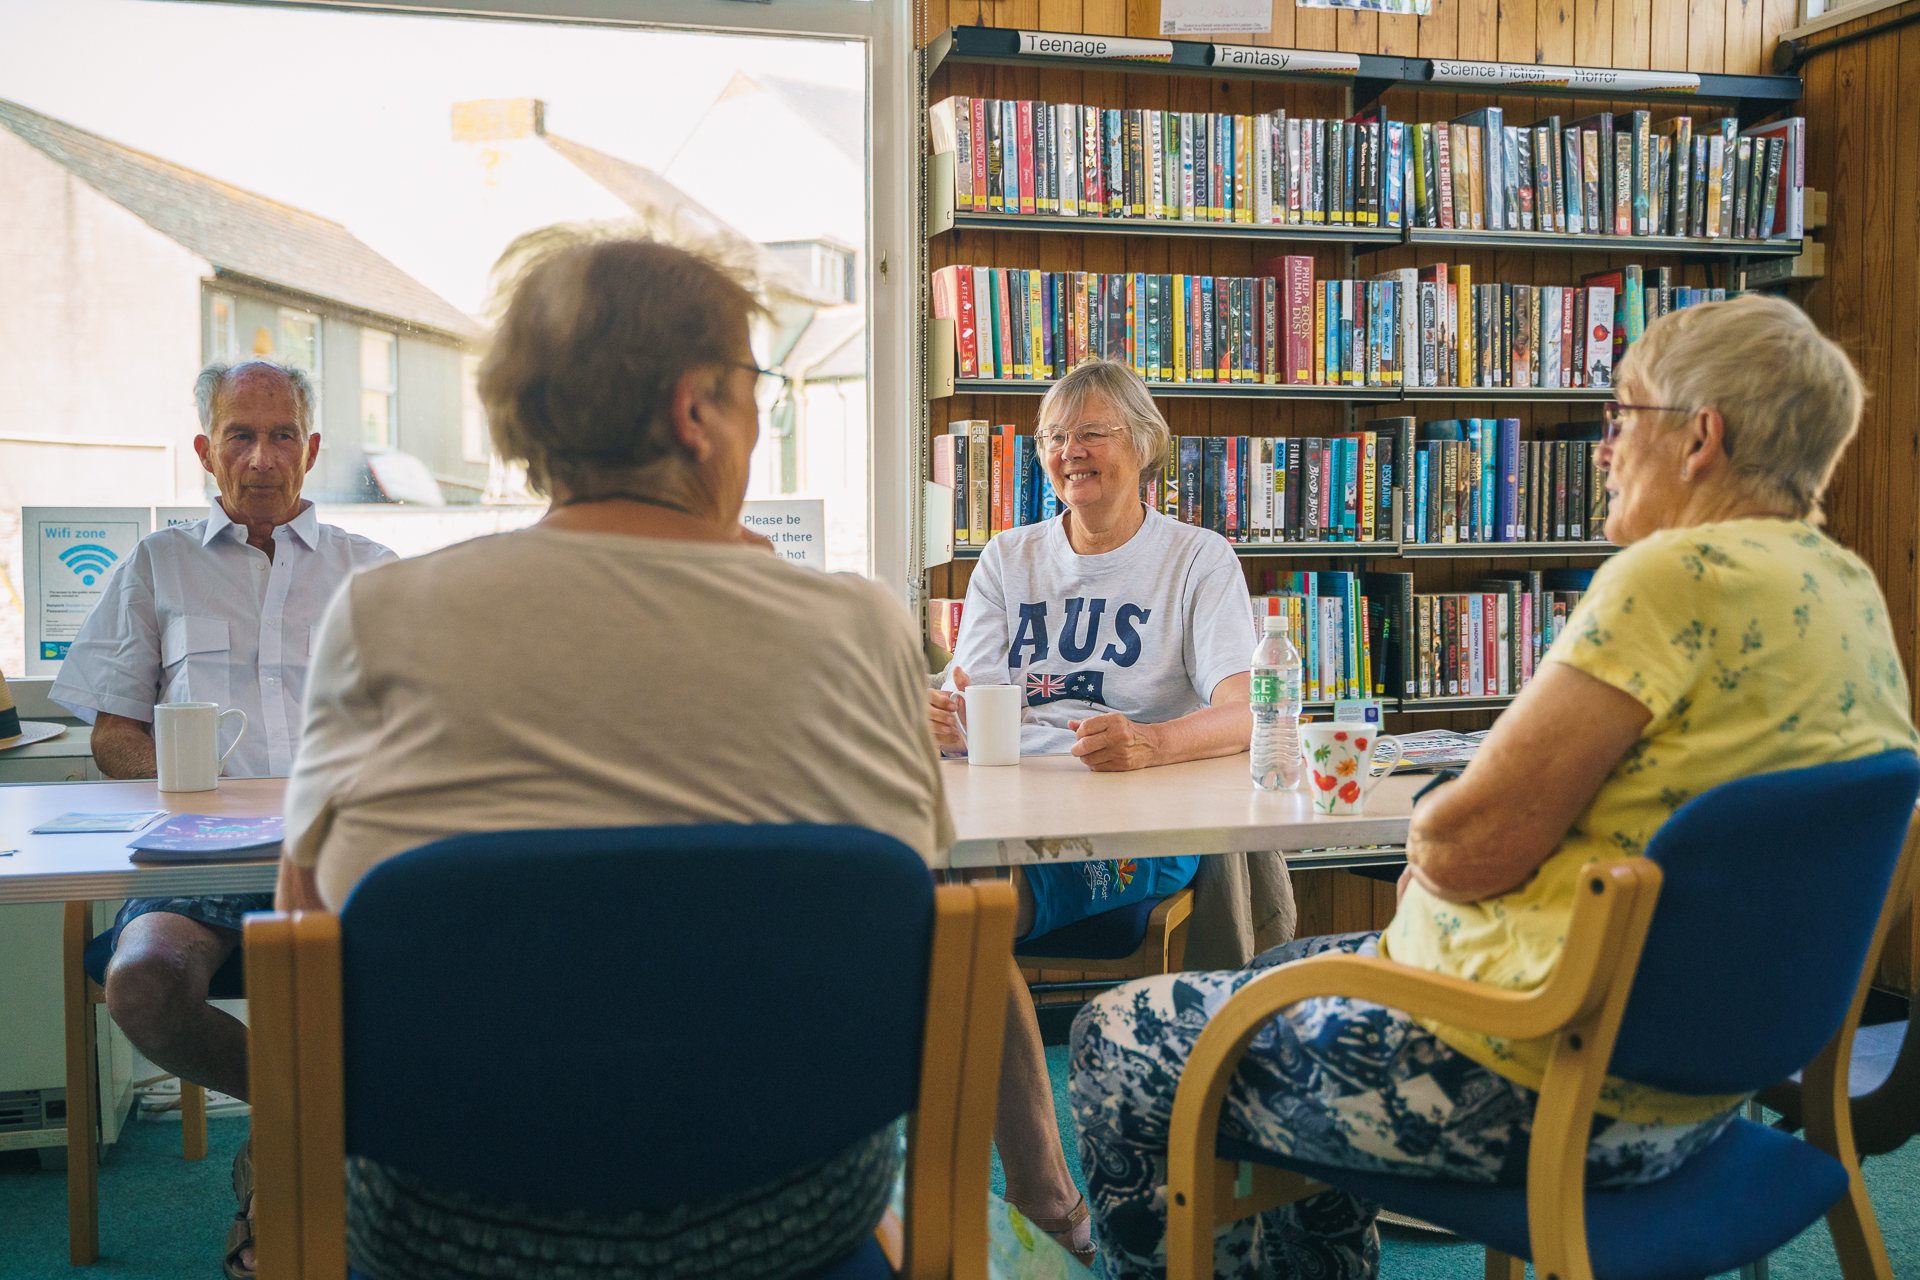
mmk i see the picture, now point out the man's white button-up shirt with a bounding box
[50,503,396,778]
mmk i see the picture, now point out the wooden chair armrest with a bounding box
[1149,887,1195,972]
[1163,859,1657,1280]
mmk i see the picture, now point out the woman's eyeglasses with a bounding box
[1600,401,1694,444]
[1034,426,1117,452]
[728,362,784,403]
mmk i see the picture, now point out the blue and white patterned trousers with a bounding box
[1070,932,1738,1280]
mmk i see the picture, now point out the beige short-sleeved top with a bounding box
[285,527,954,909]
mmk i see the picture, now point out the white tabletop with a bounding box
[0,778,285,904]
[943,754,1418,869]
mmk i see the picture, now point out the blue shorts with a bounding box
[1021,855,1202,943]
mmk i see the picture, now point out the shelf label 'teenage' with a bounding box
[1210,46,1361,73]
[1015,30,1175,61]
[1425,60,1701,92]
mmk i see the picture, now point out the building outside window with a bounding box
[361,328,397,451]
[209,293,236,363]
[277,307,320,373]
[461,354,488,463]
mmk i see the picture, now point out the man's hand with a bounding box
[927,665,970,751]
[91,713,157,780]
[1067,712,1163,772]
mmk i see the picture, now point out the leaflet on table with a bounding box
[1391,729,1486,770]
[128,814,286,862]
[31,811,168,834]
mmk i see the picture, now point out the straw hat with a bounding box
[0,671,65,751]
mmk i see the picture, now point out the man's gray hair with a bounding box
[194,360,317,436]
[1035,359,1170,476]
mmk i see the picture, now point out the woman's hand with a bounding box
[928,665,969,751]
[1067,713,1165,771]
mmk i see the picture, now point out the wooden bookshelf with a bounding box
[920,17,1806,749]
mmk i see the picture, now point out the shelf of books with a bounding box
[929,51,1808,247]
[921,25,1808,732]
[925,28,1801,121]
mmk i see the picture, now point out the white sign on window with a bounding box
[24,507,152,677]
[742,500,827,572]
[157,507,211,530]
[1161,0,1273,34]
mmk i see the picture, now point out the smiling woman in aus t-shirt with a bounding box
[927,358,1259,1262]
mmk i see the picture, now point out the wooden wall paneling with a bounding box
[1336,7,1382,55]
[1294,0,1340,52]
[1723,0,1762,73]
[1822,30,1867,555]
[1686,0,1725,69]
[1382,10,1421,56]
[1577,0,1616,68]
[1615,0,1653,66]
[1648,0,1689,67]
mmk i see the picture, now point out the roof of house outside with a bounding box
[783,303,865,382]
[0,97,482,341]
[541,130,834,309]
[752,76,862,165]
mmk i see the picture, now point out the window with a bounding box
[277,308,320,374]
[461,354,488,463]
[209,293,236,363]
[360,329,396,451]
[0,0,907,677]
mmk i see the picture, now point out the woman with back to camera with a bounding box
[275,234,954,1280]
[1068,294,1920,1279]
[929,359,1296,1264]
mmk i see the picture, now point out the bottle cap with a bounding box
[1262,615,1288,634]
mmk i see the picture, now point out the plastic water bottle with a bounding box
[1250,616,1303,791]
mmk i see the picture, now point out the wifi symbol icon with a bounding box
[59,543,119,587]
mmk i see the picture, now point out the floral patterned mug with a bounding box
[1301,724,1404,815]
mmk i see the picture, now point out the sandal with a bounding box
[224,1134,255,1280]
[1012,1192,1097,1267]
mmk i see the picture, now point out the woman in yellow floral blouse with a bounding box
[1069,294,1919,1280]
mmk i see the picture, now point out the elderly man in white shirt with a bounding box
[51,358,391,1277]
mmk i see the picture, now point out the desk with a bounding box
[7,763,1406,1264]
[943,753,1418,869]
[0,778,284,1264]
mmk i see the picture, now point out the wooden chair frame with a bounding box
[1164,818,1920,1280]
[1026,886,1195,979]
[246,880,1018,1280]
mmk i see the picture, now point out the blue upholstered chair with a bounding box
[1015,886,1195,978]
[1761,994,1920,1157]
[243,825,1018,1280]
[81,916,245,1162]
[1162,751,1920,1280]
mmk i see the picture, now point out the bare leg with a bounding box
[103,912,248,1102]
[993,874,1092,1252]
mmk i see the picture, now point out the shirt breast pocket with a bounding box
[160,616,232,711]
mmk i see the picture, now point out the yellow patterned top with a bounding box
[1383,519,1919,1123]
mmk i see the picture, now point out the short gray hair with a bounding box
[1618,294,1864,520]
[194,360,316,436]
[1035,360,1170,476]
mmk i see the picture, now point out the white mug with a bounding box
[1302,724,1403,815]
[154,702,248,793]
[952,683,1023,767]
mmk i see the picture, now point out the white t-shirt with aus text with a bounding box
[948,508,1255,750]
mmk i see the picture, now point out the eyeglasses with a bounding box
[1034,425,1117,452]
[1600,401,1694,444]
[728,362,784,403]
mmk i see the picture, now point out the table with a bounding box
[942,753,1418,869]
[7,762,1410,1265]
[0,778,284,1264]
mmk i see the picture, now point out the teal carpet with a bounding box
[2,1062,1915,1279]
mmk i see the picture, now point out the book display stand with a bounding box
[919,26,1806,717]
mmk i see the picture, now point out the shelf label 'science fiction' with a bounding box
[1426,61,1701,93]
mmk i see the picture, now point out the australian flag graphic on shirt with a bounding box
[1009,596,1149,707]
[1024,669,1105,707]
